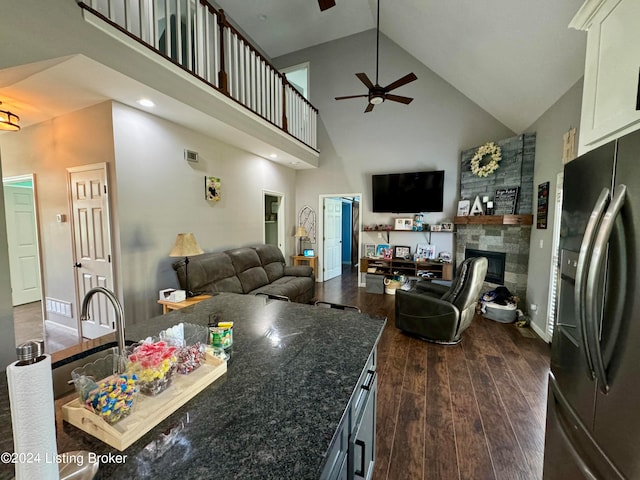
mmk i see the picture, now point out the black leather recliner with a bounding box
[395,256,488,344]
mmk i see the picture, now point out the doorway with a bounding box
[3,174,45,344]
[68,163,116,339]
[263,191,285,257]
[319,194,362,282]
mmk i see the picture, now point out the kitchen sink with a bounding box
[51,340,135,400]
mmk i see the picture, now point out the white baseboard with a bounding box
[530,320,551,343]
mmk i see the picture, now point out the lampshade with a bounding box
[294,226,308,237]
[169,233,204,257]
[0,104,20,132]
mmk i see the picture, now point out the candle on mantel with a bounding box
[486,201,494,215]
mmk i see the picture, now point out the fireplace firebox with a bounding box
[465,248,506,285]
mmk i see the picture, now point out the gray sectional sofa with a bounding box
[172,244,315,304]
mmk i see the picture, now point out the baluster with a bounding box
[282,81,288,131]
[217,9,228,94]
[186,0,193,71]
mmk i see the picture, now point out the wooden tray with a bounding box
[62,353,227,451]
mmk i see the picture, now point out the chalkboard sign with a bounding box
[493,187,519,215]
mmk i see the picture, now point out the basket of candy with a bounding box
[71,354,138,424]
[159,323,209,375]
[126,339,177,396]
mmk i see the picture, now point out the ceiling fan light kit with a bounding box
[334,0,417,113]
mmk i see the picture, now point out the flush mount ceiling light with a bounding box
[269,153,278,159]
[0,102,20,131]
[137,98,155,108]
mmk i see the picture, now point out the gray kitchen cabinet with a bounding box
[322,348,377,480]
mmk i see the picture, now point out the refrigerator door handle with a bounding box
[586,184,627,394]
[575,188,610,379]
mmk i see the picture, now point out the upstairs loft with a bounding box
[1,1,319,168]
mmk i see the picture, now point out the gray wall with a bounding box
[274,30,514,267]
[111,102,297,326]
[524,79,583,337]
[0,169,16,368]
[0,103,117,331]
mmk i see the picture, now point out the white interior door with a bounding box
[68,164,115,339]
[3,183,41,305]
[324,197,342,280]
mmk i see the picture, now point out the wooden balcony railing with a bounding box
[77,0,318,151]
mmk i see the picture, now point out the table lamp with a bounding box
[169,233,204,297]
[294,226,308,256]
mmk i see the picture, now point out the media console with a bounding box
[359,257,453,281]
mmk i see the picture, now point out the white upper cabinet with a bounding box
[571,0,640,154]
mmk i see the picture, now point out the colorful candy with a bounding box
[174,342,206,374]
[127,341,177,396]
[83,374,138,424]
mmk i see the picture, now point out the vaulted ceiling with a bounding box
[215,0,587,133]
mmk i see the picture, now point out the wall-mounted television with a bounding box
[372,170,444,213]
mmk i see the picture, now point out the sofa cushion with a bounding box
[173,252,243,294]
[225,247,270,293]
[251,276,315,304]
[253,244,286,282]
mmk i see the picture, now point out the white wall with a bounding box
[274,30,514,265]
[111,102,297,324]
[525,79,584,337]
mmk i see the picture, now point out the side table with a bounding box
[157,294,212,314]
[292,255,317,279]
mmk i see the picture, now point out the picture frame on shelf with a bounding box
[457,200,470,216]
[425,245,436,260]
[430,224,442,232]
[440,222,454,232]
[415,243,430,260]
[376,244,391,258]
[438,251,452,263]
[364,244,376,257]
[393,245,411,259]
[394,218,413,230]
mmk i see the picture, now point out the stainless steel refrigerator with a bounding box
[543,128,640,479]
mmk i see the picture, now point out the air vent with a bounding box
[184,149,199,163]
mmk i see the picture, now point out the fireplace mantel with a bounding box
[453,214,533,226]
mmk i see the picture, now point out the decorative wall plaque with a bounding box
[493,187,519,215]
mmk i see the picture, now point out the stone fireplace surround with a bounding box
[455,133,535,301]
[456,223,531,300]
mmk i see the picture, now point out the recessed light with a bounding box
[269,153,278,159]
[137,98,155,108]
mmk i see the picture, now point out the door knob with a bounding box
[73,262,82,268]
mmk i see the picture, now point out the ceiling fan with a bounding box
[318,0,336,11]
[334,0,417,112]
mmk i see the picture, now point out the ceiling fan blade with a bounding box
[318,0,336,11]
[385,94,414,105]
[364,103,375,113]
[335,94,368,101]
[355,73,375,90]
[383,72,417,92]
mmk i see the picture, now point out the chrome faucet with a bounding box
[80,286,126,356]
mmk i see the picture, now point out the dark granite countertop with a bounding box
[0,293,386,479]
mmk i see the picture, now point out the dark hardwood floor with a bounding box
[13,301,79,353]
[315,266,551,480]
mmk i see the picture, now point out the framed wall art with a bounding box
[205,176,221,201]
